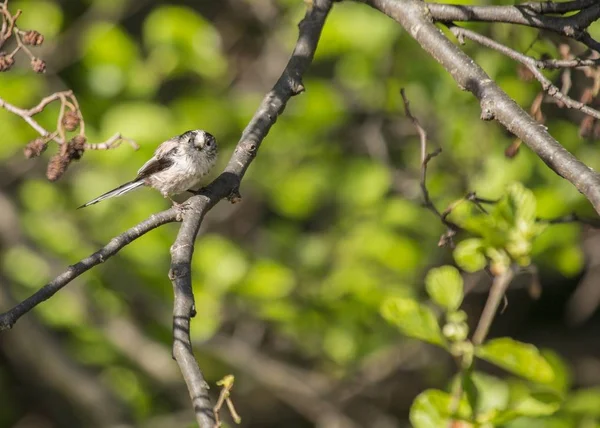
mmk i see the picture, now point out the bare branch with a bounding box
[449,25,600,120]
[472,265,517,345]
[166,1,334,426]
[85,132,140,151]
[0,95,55,140]
[0,92,137,151]
[359,0,600,216]
[400,88,462,247]
[204,334,361,428]
[214,375,241,427]
[401,89,442,218]
[427,1,600,52]
[540,212,600,228]
[0,208,178,331]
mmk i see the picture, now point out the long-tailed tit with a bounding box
[79,129,217,208]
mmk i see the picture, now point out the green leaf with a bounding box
[541,349,571,393]
[476,338,555,383]
[410,389,470,428]
[410,389,450,428]
[453,238,487,272]
[425,265,464,311]
[512,392,561,417]
[493,390,561,424]
[470,372,510,416]
[381,298,445,347]
[507,182,536,225]
[486,247,511,274]
[563,387,600,417]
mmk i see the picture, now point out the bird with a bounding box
[78,129,217,208]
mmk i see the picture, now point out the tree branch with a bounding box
[448,25,600,120]
[0,208,178,331]
[166,1,334,426]
[358,0,600,216]
[0,92,138,150]
[471,265,517,346]
[427,1,600,52]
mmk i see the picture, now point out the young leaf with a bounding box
[476,338,555,383]
[541,349,572,394]
[410,389,450,427]
[453,238,486,272]
[381,298,445,347]
[425,265,464,311]
[507,182,536,225]
[512,392,561,417]
[563,387,600,417]
[492,390,561,424]
[410,389,470,427]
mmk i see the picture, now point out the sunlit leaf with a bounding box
[409,389,470,428]
[381,298,445,347]
[453,238,486,272]
[424,265,463,311]
[476,338,555,383]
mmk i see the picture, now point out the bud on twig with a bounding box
[0,53,14,72]
[46,154,70,182]
[23,138,48,158]
[31,57,46,73]
[22,30,44,46]
[61,110,80,131]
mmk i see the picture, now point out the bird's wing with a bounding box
[135,138,178,179]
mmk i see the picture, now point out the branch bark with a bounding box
[166,1,334,426]
[359,0,600,216]
[0,208,178,331]
[471,266,517,346]
[448,25,600,120]
[427,1,600,52]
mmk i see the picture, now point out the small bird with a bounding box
[79,129,217,208]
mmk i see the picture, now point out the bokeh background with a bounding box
[1,0,600,427]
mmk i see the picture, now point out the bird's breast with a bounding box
[148,151,215,196]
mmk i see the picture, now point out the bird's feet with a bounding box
[227,187,242,204]
[169,197,191,221]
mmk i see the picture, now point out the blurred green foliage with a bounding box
[1,0,599,426]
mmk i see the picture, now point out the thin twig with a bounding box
[427,1,600,52]
[539,212,600,228]
[471,265,517,346]
[399,88,464,247]
[0,96,58,142]
[361,0,600,216]
[448,265,517,423]
[0,208,178,331]
[0,94,137,150]
[213,375,241,427]
[449,25,600,120]
[85,133,140,151]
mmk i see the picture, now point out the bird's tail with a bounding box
[78,180,145,209]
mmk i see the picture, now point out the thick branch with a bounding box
[359,0,600,216]
[166,1,334,426]
[0,208,178,331]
